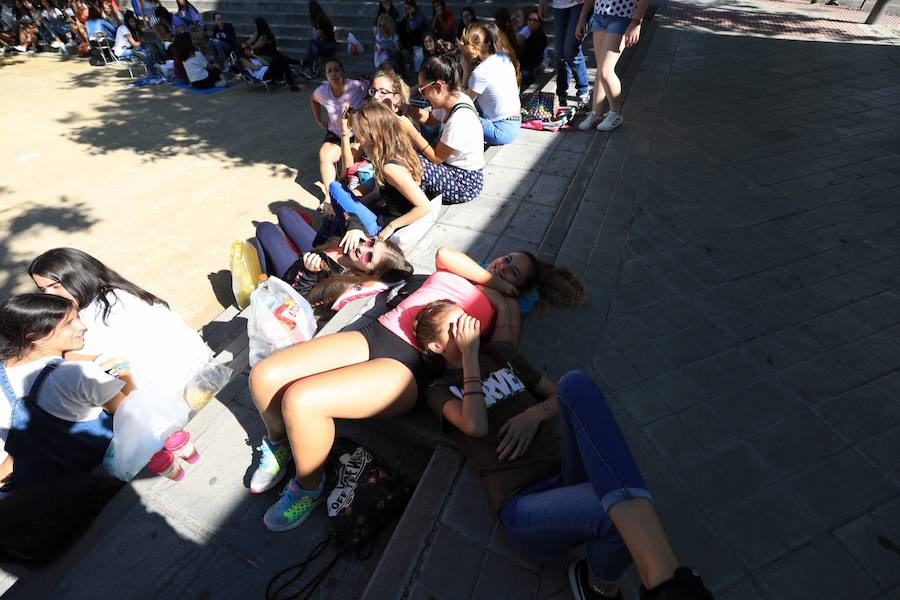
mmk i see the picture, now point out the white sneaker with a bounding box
[596,111,624,132]
[214,79,227,88]
[13,44,27,52]
[577,110,604,131]
[50,40,63,49]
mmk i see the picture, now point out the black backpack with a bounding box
[265,437,414,600]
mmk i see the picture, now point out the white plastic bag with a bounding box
[104,387,189,481]
[248,276,317,366]
[347,32,364,55]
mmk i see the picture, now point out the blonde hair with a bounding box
[350,102,423,187]
[372,68,410,110]
[376,12,396,36]
[460,21,521,84]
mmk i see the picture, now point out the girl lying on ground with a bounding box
[414,300,713,600]
[255,208,412,309]
[0,295,133,487]
[435,246,585,343]
[247,245,584,531]
[322,102,435,250]
[413,51,486,204]
[28,248,212,398]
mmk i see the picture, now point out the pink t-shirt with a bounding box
[313,79,368,136]
[378,271,496,350]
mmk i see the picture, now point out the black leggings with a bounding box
[192,66,222,89]
[262,55,295,86]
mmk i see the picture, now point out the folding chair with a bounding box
[90,31,147,79]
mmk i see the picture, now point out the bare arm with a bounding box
[434,316,488,437]
[377,164,433,239]
[0,454,12,485]
[310,96,325,130]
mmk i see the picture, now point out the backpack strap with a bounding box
[265,533,340,600]
[25,360,63,406]
[443,100,478,124]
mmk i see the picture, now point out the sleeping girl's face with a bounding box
[32,274,78,306]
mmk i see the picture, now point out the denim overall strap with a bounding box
[23,359,63,405]
[0,361,19,407]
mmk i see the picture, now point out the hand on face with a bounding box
[450,312,480,357]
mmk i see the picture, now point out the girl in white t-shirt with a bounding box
[0,294,132,486]
[460,22,522,146]
[28,248,212,403]
[310,57,368,213]
[413,52,485,204]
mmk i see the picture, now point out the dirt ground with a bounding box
[0,53,328,328]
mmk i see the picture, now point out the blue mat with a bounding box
[170,80,238,94]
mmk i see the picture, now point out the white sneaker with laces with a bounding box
[50,40,63,49]
[596,111,624,132]
[578,111,604,131]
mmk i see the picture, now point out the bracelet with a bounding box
[463,376,481,383]
[463,391,483,398]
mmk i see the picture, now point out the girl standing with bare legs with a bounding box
[576,0,649,132]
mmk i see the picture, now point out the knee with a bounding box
[256,221,279,242]
[249,357,291,401]
[275,205,296,224]
[281,381,326,421]
[556,370,604,410]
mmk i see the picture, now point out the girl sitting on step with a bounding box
[414,300,714,600]
[413,51,485,204]
[0,294,133,487]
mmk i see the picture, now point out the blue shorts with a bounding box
[589,13,631,35]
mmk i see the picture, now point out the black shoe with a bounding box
[557,94,568,107]
[640,567,713,600]
[568,558,623,600]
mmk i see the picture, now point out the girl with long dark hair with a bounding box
[0,294,133,486]
[304,0,335,76]
[413,51,485,204]
[173,30,225,88]
[112,9,161,75]
[28,248,212,396]
[430,0,453,41]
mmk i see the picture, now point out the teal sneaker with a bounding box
[263,478,325,532]
[249,437,293,494]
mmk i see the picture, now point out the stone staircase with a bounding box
[168,0,563,75]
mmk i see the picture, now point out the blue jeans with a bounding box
[208,38,232,66]
[481,117,520,146]
[117,47,158,76]
[499,371,652,582]
[553,4,590,100]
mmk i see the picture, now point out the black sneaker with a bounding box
[568,558,623,600]
[640,567,713,600]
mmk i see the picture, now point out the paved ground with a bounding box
[0,53,331,328]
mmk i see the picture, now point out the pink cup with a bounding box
[148,450,185,481]
[165,430,200,464]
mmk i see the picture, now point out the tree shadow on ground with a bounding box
[60,67,324,188]
[0,198,98,301]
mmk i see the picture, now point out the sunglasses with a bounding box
[527,16,540,22]
[368,87,396,97]
[360,238,376,264]
[417,80,437,93]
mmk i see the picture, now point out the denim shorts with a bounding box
[589,12,631,35]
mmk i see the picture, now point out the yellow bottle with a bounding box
[229,240,262,309]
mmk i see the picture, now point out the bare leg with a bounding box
[597,32,625,113]
[318,141,342,203]
[607,498,681,589]
[590,31,608,113]
[281,358,418,489]
[247,331,369,441]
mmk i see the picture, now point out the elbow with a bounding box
[464,420,489,438]
[435,246,451,267]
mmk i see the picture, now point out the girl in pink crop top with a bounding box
[378,270,495,350]
[246,248,513,530]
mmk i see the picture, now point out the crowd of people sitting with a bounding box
[0,0,710,597]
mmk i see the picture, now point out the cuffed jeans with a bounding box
[499,370,652,582]
[481,116,520,146]
[553,4,590,100]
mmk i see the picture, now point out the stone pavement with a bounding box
[496,2,900,598]
[4,1,900,597]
